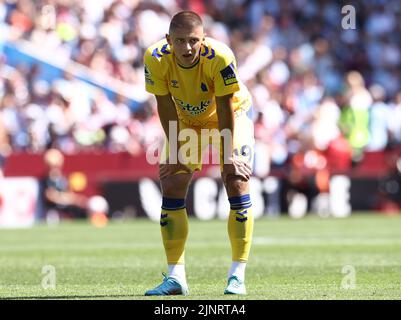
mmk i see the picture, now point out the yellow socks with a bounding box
[227,194,254,263]
[160,198,188,265]
[159,195,253,282]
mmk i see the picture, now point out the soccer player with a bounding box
[143,11,254,296]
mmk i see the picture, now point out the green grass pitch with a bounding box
[0,213,400,300]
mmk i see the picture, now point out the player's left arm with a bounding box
[213,47,251,181]
[216,94,251,182]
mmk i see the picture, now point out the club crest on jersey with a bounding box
[174,98,211,115]
[220,62,238,86]
[171,80,179,88]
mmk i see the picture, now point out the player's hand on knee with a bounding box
[222,157,252,182]
[159,162,192,180]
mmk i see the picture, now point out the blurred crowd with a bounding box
[1,0,401,176]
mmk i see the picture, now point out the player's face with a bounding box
[167,25,204,67]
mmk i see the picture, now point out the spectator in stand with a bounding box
[366,84,391,152]
[0,0,399,177]
[339,71,372,162]
[388,91,401,146]
[42,148,88,219]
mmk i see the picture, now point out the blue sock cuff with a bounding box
[228,194,252,210]
[162,198,186,211]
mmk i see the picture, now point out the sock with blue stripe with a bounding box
[227,194,254,265]
[160,198,188,277]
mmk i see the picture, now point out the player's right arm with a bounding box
[155,94,191,179]
[155,93,180,156]
[143,45,190,178]
[143,43,179,139]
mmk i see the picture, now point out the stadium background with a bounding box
[0,0,401,227]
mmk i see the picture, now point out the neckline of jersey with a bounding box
[176,56,201,69]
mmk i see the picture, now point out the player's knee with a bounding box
[225,175,249,197]
[161,173,192,198]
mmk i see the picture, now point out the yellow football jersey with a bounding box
[144,37,252,128]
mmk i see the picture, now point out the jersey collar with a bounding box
[176,55,201,69]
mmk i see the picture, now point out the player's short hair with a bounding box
[169,11,203,34]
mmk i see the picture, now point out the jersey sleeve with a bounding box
[143,47,169,96]
[213,49,241,97]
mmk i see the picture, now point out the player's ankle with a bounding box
[168,264,187,285]
[228,261,246,282]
